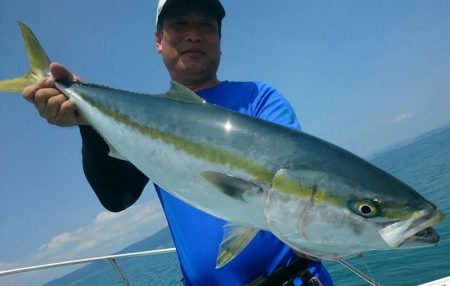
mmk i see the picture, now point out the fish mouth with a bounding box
[379,210,445,248]
[398,227,440,247]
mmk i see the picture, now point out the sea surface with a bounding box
[59,126,450,286]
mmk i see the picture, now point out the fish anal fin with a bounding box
[201,171,263,202]
[90,128,127,161]
[108,144,127,161]
[216,223,258,268]
[163,81,206,104]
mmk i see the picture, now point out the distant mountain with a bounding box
[115,226,174,254]
[44,226,174,286]
[366,123,450,160]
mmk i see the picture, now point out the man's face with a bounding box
[156,11,221,86]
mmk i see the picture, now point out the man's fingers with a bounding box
[22,84,40,103]
[22,78,46,103]
[51,100,83,127]
[22,77,56,103]
[62,101,88,126]
[42,77,56,88]
[34,88,61,116]
[44,94,67,122]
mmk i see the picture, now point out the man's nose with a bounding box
[185,25,202,42]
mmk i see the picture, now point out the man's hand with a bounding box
[22,63,87,127]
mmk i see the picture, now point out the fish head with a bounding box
[265,164,445,259]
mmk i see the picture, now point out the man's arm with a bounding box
[79,125,149,212]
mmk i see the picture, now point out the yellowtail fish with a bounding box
[0,22,444,268]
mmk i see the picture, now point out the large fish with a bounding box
[0,22,444,268]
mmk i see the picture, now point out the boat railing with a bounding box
[0,247,177,286]
[4,248,450,286]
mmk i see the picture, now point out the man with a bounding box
[23,0,333,285]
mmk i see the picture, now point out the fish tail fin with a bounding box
[0,21,51,93]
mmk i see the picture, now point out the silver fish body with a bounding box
[0,22,445,268]
[56,80,444,262]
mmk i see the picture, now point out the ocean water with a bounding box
[67,252,183,286]
[67,126,450,286]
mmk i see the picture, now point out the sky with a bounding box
[0,1,449,285]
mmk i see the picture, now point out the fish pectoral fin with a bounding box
[200,171,263,202]
[216,223,258,268]
[163,81,206,104]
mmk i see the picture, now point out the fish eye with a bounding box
[359,204,374,215]
[351,199,381,218]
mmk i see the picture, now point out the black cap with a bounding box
[156,0,226,27]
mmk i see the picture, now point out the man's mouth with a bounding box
[181,49,205,56]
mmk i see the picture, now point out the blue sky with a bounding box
[0,1,449,285]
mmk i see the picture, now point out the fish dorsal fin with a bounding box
[201,171,264,202]
[216,223,258,268]
[163,81,206,104]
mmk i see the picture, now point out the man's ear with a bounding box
[155,31,163,54]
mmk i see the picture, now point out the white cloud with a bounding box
[35,200,167,262]
[393,112,413,123]
[0,200,168,286]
